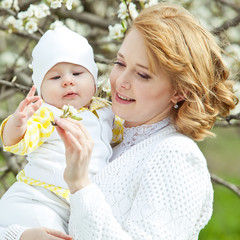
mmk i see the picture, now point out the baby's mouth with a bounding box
[64,92,77,97]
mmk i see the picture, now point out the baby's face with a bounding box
[41,62,95,109]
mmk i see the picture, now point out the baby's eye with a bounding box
[51,76,60,80]
[73,72,82,76]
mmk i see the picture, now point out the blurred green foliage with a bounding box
[199,126,240,240]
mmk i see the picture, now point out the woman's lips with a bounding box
[115,92,135,104]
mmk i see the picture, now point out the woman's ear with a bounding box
[171,91,185,104]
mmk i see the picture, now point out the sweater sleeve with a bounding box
[0,225,27,240]
[68,137,213,240]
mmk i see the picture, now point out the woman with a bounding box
[1,3,238,240]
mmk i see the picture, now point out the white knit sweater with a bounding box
[0,120,213,240]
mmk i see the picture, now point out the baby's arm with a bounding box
[2,86,43,146]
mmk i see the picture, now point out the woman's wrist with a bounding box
[68,179,91,194]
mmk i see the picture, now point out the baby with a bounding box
[0,26,122,233]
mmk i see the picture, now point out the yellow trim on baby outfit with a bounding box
[1,97,123,200]
[17,170,70,200]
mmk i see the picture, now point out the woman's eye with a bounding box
[51,76,60,80]
[138,73,151,80]
[113,61,125,67]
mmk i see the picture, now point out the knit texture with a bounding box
[0,225,27,240]
[68,124,213,240]
[0,122,213,239]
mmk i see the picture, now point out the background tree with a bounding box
[0,0,240,239]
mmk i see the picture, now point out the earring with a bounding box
[174,104,178,109]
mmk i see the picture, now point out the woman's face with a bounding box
[110,28,178,127]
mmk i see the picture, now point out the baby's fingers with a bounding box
[26,85,37,98]
[18,96,42,113]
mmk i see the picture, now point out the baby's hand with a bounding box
[12,85,43,128]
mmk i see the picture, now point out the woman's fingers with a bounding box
[55,118,93,151]
[45,228,73,239]
[20,228,72,240]
[55,117,92,192]
[56,123,82,151]
[55,118,91,139]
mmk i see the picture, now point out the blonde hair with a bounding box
[132,3,238,141]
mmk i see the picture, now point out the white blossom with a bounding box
[51,0,62,9]
[25,20,38,34]
[0,51,16,67]
[4,16,16,26]
[75,5,84,12]
[102,79,111,94]
[26,6,35,18]
[66,0,73,10]
[50,20,64,30]
[1,0,12,9]
[97,76,111,95]
[96,62,109,73]
[108,23,125,40]
[39,3,51,15]
[28,63,33,70]
[117,2,128,20]
[128,2,138,19]
[14,19,24,31]
[32,4,50,19]
[68,105,78,115]
[13,0,19,11]
[2,0,19,11]
[72,0,82,8]
[17,11,30,19]
[144,0,159,8]
[61,105,80,119]
[62,105,69,111]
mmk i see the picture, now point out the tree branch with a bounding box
[225,112,240,122]
[95,55,112,64]
[0,7,16,16]
[0,79,30,92]
[214,113,240,127]
[54,8,115,30]
[214,0,240,12]
[211,174,240,197]
[212,13,240,35]
[19,0,40,11]
[0,25,40,41]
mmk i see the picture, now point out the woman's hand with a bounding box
[20,227,72,240]
[55,118,93,193]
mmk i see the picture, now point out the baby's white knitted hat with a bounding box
[32,26,98,96]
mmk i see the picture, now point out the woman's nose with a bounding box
[117,72,131,90]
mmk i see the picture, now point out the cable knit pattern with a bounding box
[0,122,213,239]
[68,123,213,240]
[0,225,27,240]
